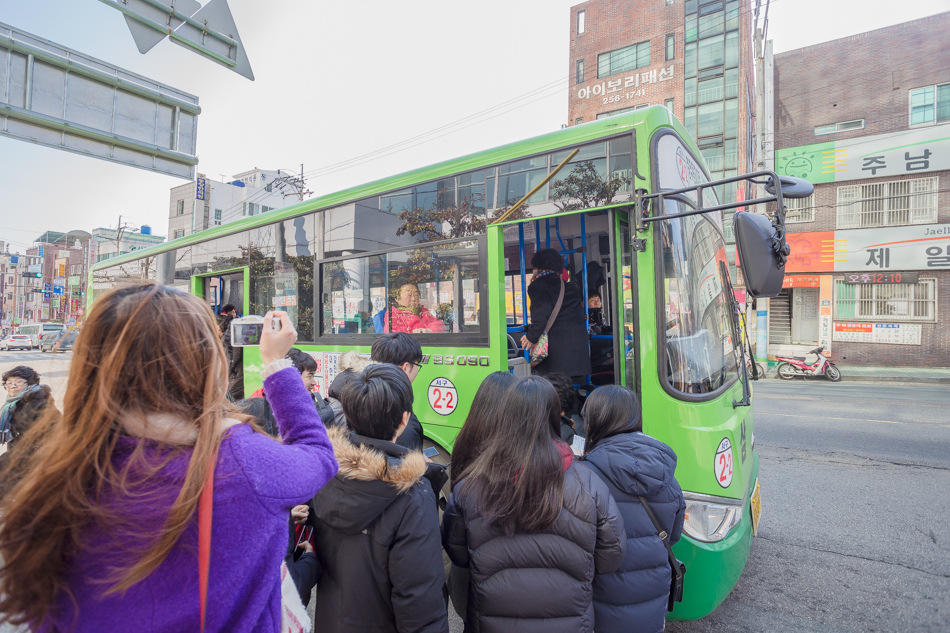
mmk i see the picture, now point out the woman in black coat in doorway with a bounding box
[520,248,592,380]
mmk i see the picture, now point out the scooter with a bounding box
[775,346,841,382]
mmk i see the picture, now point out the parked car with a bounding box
[7,335,33,351]
[0,335,12,351]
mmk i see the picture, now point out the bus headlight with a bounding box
[682,492,744,543]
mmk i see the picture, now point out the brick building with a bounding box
[770,12,950,367]
[569,0,756,281]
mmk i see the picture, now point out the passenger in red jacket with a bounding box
[384,283,446,334]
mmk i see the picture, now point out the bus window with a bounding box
[192,232,249,274]
[249,217,318,341]
[321,239,482,337]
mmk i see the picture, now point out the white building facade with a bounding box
[167,169,298,240]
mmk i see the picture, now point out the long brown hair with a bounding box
[0,283,234,626]
[450,371,517,489]
[458,376,564,535]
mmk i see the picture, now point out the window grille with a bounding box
[785,195,815,223]
[834,279,935,322]
[836,177,937,229]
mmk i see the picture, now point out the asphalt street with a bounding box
[667,379,950,633]
[2,351,948,632]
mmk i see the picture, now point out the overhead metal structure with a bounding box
[99,0,254,81]
[0,22,200,179]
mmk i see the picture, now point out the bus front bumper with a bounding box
[667,451,759,621]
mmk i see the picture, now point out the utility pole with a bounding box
[115,215,137,258]
[272,165,312,201]
[753,0,771,176]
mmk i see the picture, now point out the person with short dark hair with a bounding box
[520,248,592,380]
[219,303,237,316]
[309,364,448,633]
[1,365,55,457]
[239,348,333,436]
[370,332,425,450]
[384,283,446,334]
[580,386,685,633]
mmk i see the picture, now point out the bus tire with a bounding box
[777,363,797,380]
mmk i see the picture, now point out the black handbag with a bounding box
[638,496,686,612]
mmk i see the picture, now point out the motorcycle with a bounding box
[775,346,841,382]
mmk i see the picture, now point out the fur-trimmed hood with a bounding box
[313,425,429,534]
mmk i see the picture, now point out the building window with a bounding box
[836,177,938,229]
[576,59,585,84]
[666,34,675,61]
[214,209,222,226]
[265,183,273,192]
[174,229,185,239]
[575,117,584,125]
[815,119,865,136]
[577,10,585,34]
[665,98,674,112]
[785,195,815,223]
[597,41,651,78]
[909,84,950,126]
[835,279,936,322]
[176,200,185,216]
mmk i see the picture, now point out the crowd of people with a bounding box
[0,281,684,633]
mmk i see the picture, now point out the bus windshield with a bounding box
[654,132,740,396]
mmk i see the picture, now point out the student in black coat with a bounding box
[521,248,592,380]
[309,364,448,633]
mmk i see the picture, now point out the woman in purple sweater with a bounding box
[0,284,339,632]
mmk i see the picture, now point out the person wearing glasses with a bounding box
[0,365,55,463]
[370,333,426,450]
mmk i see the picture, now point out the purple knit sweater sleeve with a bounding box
[230,367,338,508]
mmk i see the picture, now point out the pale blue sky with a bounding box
[0,0,946,251]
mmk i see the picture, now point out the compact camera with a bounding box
[230,315,281,347]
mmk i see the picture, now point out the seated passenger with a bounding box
[384,283,446,334]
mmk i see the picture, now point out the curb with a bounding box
[762,373,950,385]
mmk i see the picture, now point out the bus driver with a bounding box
[384,283,447,334]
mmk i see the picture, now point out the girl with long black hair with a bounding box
[442,376,626,633]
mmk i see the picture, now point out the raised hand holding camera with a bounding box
[260,311,297,365]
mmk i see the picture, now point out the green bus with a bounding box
[89,106,805,619]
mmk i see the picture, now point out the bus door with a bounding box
[498,209,632,390]
[196,270,246,316]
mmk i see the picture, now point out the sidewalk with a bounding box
[765,363,950,384]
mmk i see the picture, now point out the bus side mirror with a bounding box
[734,212,789,299]
[765,175,814,199]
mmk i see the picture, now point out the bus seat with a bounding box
[508,356,531,377]
[373,309,386,333]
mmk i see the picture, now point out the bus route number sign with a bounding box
[715,437,734,488]
[428,378,458,416]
